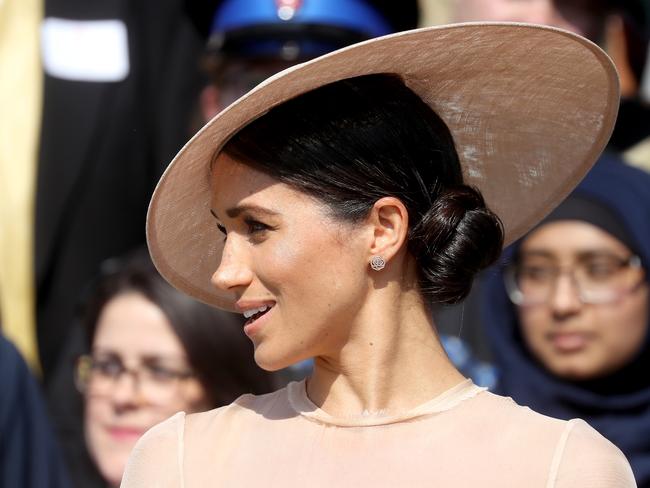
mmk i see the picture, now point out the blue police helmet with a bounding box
[207,0,396,59]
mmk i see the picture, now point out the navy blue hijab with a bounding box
[483,154,650,487]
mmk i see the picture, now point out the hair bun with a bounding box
[409,185,503,304]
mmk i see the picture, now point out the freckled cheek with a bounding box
[257,232,327,287]
[263,239,302,278]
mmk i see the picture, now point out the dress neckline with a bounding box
[287,378,485,427]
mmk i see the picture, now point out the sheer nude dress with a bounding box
[121,379,636,487]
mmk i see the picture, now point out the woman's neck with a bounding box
[306,286,465,417]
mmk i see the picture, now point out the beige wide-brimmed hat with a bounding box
[147,22,619,311]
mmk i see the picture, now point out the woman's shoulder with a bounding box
[466,392,635,487]
[223,381,295,414]
[554,418,636,487]
[466,390,568,434]
[121,385,295,487]
[121,411,187,487]
[185,383,296,433]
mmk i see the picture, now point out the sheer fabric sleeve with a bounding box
[551,419,636,488]
[120,411,185,488]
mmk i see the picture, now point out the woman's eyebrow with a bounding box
[225,204,279,219]
[520,249,627,261]
[576,250,630,260]
[90,347,119,356]
[140,354,189,364]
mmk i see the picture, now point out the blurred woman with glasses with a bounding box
[483,156,650,487]
[75,248,277,487]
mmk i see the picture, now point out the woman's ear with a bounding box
[367,197,409,265]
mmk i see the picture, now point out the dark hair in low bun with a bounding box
[223,73,504,304]
[409,186,503,304]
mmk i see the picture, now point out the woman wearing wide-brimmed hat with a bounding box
[121,23,635,487]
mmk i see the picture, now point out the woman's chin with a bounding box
[98,458,129,488]
[254,356,292,372]
[545,359,602,382]
[254,346,303,373]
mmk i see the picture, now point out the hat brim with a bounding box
[147,22,619,311]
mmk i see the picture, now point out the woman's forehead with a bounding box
[211,153,278,201]
[94,293,185,356]
[210,152,328,218]
[521,221,633,255]
[211,152,262,181]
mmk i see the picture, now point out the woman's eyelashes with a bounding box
[244,218,273,241]
[216,223,228,243]
[215,218,274,242]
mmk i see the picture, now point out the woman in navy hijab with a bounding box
[483,155,650,487]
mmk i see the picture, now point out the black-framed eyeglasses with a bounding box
[75,353,195,402]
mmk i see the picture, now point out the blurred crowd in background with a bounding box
[1,0,649,486]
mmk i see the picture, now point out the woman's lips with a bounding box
[243,305,274,338]
[548,332,591,352]
[107,426,146,442]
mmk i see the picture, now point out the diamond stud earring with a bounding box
[370,255,386,271]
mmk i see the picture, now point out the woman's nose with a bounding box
[110,372,144,408]
[549,274,582,317]
[211,236,253,292]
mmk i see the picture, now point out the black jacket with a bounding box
[36,0,203,379]
[36,1,204,485]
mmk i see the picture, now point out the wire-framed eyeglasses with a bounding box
[504,253,645,306]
